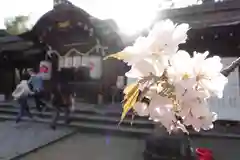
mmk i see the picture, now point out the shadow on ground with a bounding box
[0,121,76,160]
[21,132,145,160]
[20,133,240,160]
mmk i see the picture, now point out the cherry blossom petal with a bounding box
[134,102,149,116]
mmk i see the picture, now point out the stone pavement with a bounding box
[0,121,77,160]
[0,100,122,113]
[20,132,145,160]
[1,100,240,160]
[19,132,240,160]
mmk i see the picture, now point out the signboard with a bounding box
[73,56,82,68]
[39,61,52,80]
[58,55,102,79]
[59,56,82,69]
[82,56,102,79]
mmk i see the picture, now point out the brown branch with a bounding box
[221,57,240,77]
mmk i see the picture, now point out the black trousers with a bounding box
[33,91,46,112]
[50,105,70,128]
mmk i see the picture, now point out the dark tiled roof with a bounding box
[0,35,23,44]
[155,0,240,29]
[0,30,10,37]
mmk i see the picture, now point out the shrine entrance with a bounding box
[26,1,127,104]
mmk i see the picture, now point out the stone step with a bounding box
[3,104,240,139]
[0,114,153,137]
[0,107,154,129]
[0,102,149,121]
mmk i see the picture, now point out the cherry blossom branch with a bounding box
[221,57,240,77]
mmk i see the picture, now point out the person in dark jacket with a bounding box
[50,81,72,130]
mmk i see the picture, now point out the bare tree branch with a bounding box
[221,57,240,77]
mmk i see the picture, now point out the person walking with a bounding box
[28,69,46,113]
[12,73,34,123]
[50,81,72,130]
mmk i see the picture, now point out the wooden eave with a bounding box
[156,0,240,29]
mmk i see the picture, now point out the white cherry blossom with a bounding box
[147,19,189,56]
[192,52,228,98]
[183,111,217,132]
[177,96,216,132]
[167,50,194,82]
[119,37,154,65]
[133,102,149,116]
[110,20,189,66]
[168,50,228,99]
[148,94,178,132]
[108,19,229,134]
[125,59,165,79]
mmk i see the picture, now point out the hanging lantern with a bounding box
[39,61,52,80]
